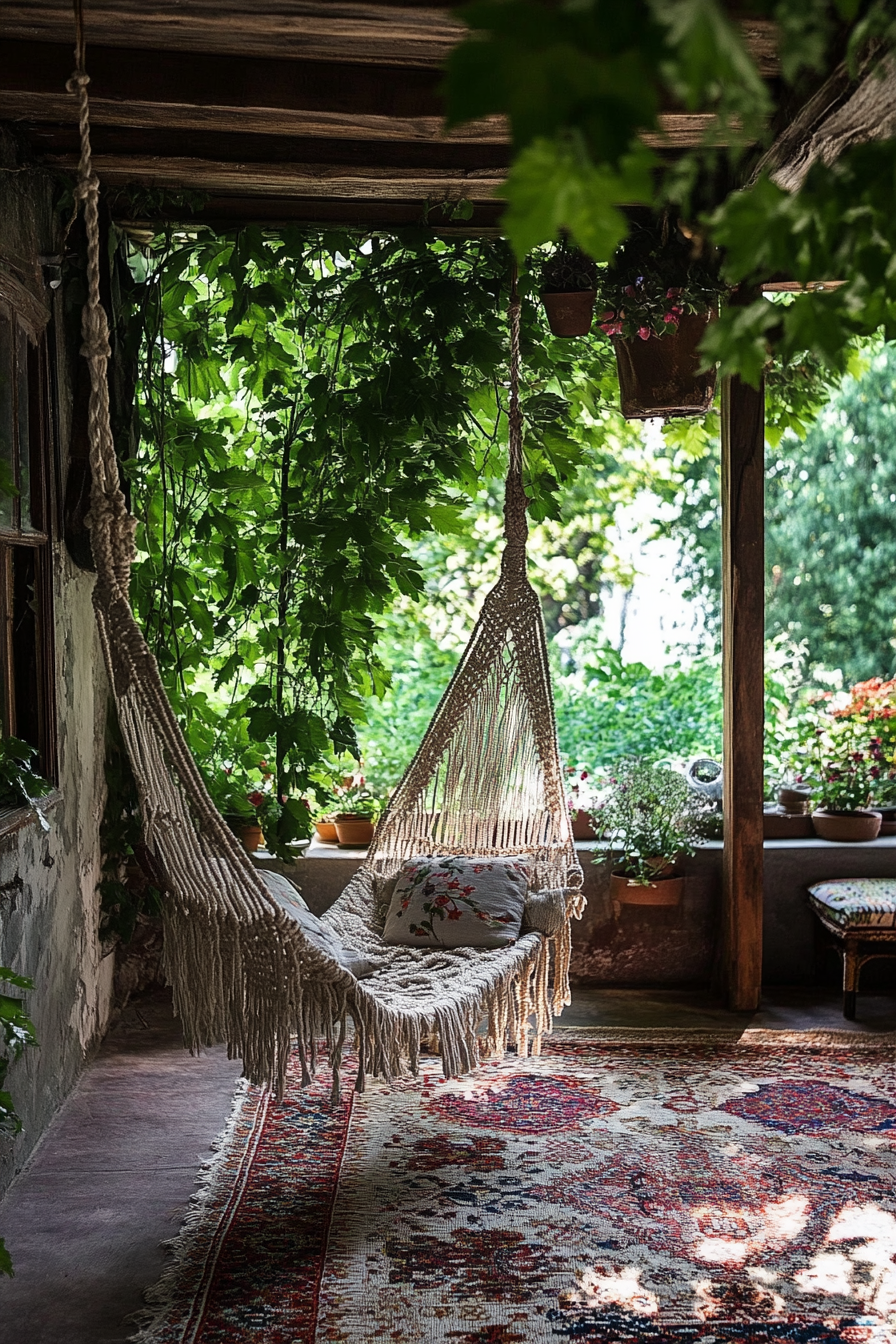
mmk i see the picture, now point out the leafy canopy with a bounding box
[127,227,619,852]
[444,0,896,382]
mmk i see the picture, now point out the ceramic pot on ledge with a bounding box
[610,870,684,907]
[571,808,596,841]
[314,819,338,843]
[239,822,265,854]
[333,814,375,847]
[811,809,881,842]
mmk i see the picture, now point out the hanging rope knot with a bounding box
[73,175,100,202]
[66,71,90,94]
[80,331,112,362]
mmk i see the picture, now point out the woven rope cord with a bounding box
[68,0,583,1093]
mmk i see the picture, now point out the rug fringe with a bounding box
[551,1025,896,1049]
[127,1077,254,1343]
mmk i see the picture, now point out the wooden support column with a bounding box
[721,365,765,1012]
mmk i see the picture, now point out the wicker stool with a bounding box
[808,878,896,1019]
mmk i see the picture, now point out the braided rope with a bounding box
[503,270,528,565]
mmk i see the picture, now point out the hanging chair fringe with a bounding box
[67,3,584,1101]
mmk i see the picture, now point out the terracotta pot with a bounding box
[333,814,375,847]
[541,289,596,337]
[763,808,814,839]
[314,820,338,843]
[610,872,684,907]
[614,312,716,419]
[239,822,265,854]
[874,806,896,836]
[811,809,882,842]
[777,786,812,815]
[571,808,596,841]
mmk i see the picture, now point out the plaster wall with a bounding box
[0,133,113,1196]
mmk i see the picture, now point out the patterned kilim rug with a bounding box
[133,1030,896,1344]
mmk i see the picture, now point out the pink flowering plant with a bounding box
[565,763,598,817]
[768,677,896,810]
[810,718,882,814]
[595,217,726,342]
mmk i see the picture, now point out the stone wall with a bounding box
[0,130,113,1196]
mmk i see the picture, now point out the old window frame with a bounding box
[0,271,57,785]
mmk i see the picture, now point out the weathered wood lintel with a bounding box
[753,48,896,192]
[0,92,507,146]
[43,153,507,201]
[721,363,765,1014]
[0,93,753,154]
[2,3,780,73]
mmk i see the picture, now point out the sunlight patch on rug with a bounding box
[132,1037,896,1343]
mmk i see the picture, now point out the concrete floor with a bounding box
[1,985,894,1344]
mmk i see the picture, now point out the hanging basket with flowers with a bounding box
[595,217,728,419]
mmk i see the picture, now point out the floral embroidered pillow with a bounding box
[382,855,528,949]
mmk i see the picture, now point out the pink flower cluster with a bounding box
[599,288,685,340]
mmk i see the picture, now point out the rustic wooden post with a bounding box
[721,361,765,1012]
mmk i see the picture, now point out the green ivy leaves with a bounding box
[500,136,654,260]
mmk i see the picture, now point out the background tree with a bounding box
[766,342,896,681]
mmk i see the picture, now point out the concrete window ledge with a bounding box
[0,790,60,842]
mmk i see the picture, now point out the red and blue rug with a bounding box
[133,1031,896,1344]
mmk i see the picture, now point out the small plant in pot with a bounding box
[590,759,701,906]
[595,216,727,419]
[204,764,270,853]
[565,764,597,840]
[539,244,597,337]
[332,782,382,848]
[810,729,882,842]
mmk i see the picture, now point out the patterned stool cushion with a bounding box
[808,878,896,930]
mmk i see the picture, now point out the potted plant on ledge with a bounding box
[810,733,882,843]
[333,783,382,848]
[595,216,727,419]
[590,758,701,907]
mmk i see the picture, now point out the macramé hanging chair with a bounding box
[67,25,584,1101]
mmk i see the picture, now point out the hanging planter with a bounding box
[613,312,716,419]
[539,246,597,337]
[595,216,727,420]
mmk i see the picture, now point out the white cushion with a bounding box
[382,855,528,949]
[258,870,378,977]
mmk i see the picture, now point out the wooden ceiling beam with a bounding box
[0,92,504,145]
[0,92,747,153]
[0,40,444,119]
[752,47,896,191]
[43,153,507,201]
[2,2,779,73]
